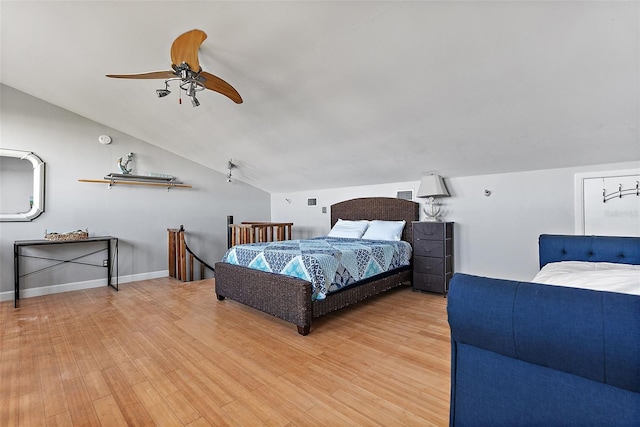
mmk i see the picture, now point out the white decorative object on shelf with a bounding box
[117,152,134,174]
[149,172,175,179]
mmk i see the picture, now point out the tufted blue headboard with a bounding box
[539,234,640,269]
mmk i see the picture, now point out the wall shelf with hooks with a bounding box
[79,173,192,190]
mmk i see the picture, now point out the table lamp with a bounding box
[417,175,450,222]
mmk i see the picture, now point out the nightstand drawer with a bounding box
[413,256,450,275]
[413,272,451,293]
[413,222,451,240]
[413,239,452,257]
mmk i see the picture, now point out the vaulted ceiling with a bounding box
[1,1,638,193]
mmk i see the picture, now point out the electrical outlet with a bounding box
[103,259,109,267]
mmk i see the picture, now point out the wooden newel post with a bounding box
[227,215,233,249]
[178,225,186,281]
[168,227,178,279]
[167,225,187,281]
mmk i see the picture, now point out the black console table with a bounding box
[13,236,118,308]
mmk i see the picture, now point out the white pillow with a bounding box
[361,220,406,241]
[327,219,370,238]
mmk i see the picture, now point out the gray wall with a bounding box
[272,161,640,282]
[0,85,270,300]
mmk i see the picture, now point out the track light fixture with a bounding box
[154,64,206,107]
[226,159,236,183]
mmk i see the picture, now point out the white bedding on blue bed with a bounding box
[532,261,640,296]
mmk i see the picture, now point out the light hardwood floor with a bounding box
[0,278,451,426]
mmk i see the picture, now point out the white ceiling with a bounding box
[1,1,638,193]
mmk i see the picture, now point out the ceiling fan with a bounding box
[106,29,242,107]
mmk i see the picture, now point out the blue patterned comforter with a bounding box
[221,237,412,300]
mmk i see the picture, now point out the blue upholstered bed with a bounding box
[448,234,640,426]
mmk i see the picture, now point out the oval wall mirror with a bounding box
[0,149,46,221]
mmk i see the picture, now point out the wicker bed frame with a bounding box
[214,197,419,335]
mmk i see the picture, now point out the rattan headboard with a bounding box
[330,197,419,243]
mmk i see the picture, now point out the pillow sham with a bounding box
[361,220,406,241]
[327,219,370,239]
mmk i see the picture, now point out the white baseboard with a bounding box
[0,270,169,303]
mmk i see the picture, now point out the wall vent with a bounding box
[396,190,413,201]
[307,198,317,207]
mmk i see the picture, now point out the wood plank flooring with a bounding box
[0,278,451,426]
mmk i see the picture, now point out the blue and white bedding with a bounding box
[221,237,412,300]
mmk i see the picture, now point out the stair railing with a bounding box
[167,225,215,282]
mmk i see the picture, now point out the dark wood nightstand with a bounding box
[412,221,453,295]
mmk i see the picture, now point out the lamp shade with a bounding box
[417,175,450,198]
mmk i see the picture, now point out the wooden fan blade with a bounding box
[171,29,207,72]
[199,71,243,104]
[106,71,175,79]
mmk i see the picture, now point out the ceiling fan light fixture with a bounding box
[106,29,243,106]
[156,81,171,98]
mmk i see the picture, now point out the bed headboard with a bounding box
[539,234,640,268]
[331,197,419,243]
